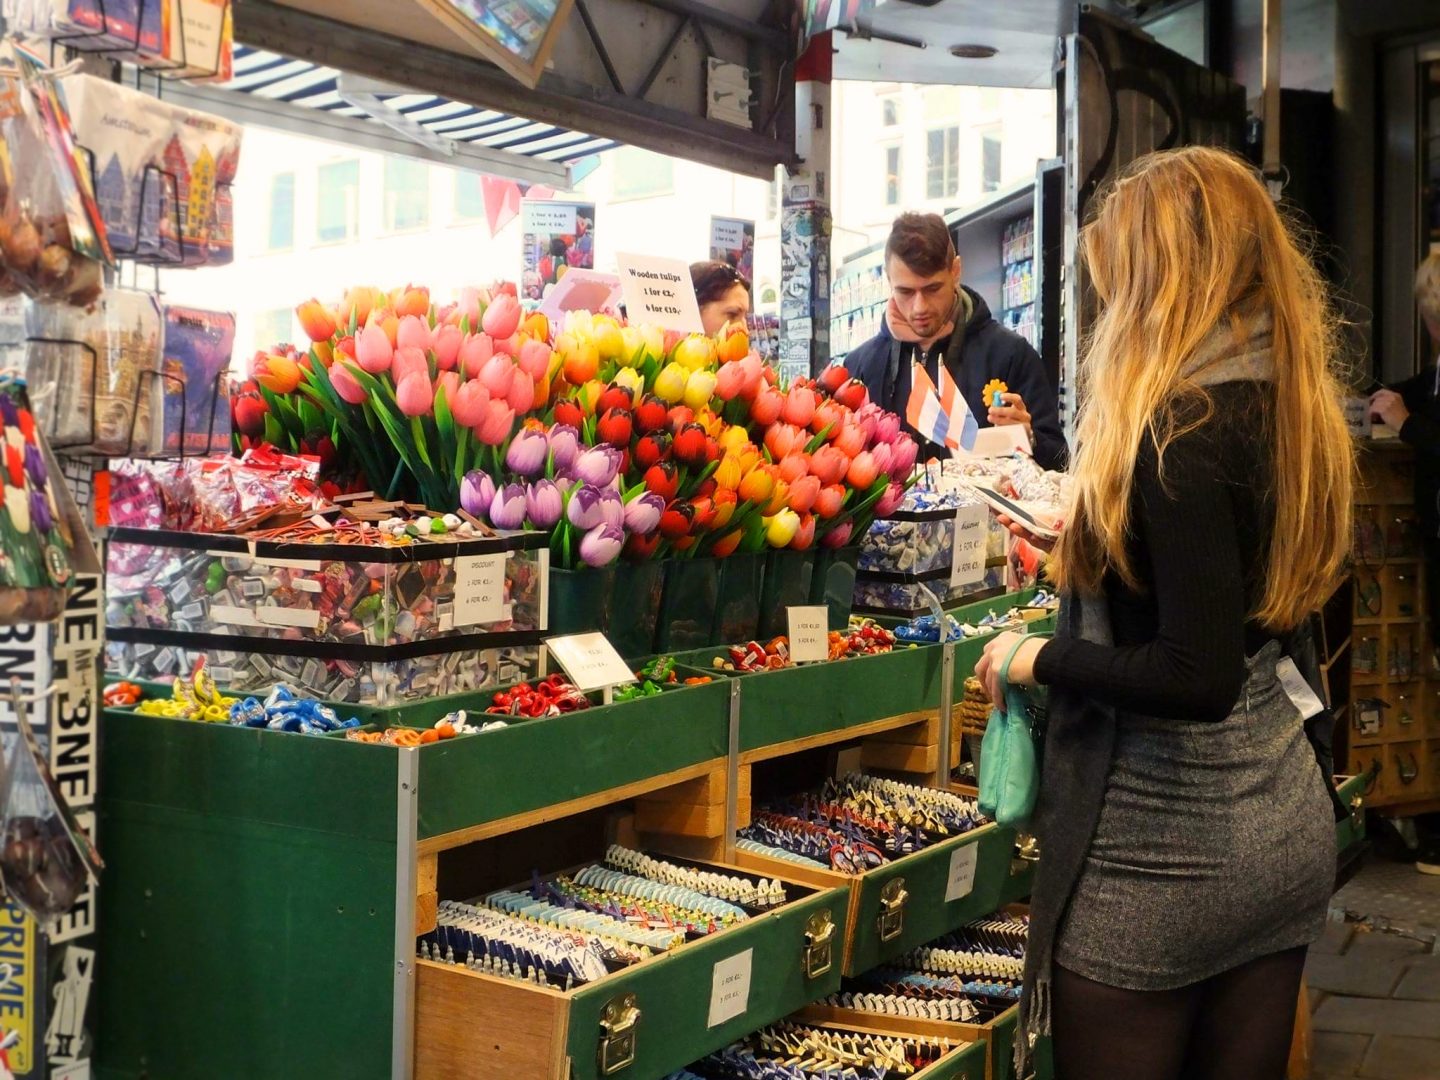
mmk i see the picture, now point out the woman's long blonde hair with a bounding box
[1050,146,1353,630]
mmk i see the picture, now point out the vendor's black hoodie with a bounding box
[1393,367,1440,537]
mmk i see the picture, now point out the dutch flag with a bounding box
[906,361,978,453]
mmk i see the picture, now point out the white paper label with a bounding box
[710,215,751,253]
[453,554,507,628]
[256,607,323,630]
[292,578,323,593]
[787,606,829,664]
[253,556,323,572]
[617,252,705,334]
[1344,397,1374,439]
[965,425,1032,458]
[208,604,261,628]
[944,842,980,903]
[707,948,753,1028]
[950,505,988,590]
[1276,657,1325,720]
[545,632,636,693]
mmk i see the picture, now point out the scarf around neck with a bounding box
[885,287,972,349]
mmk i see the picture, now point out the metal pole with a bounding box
[1261,0,1283,199]
[392,750,420,1080]
[935,640,956,788]
[724,679,741,862]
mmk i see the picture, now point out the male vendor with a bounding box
[847,213,1067,469]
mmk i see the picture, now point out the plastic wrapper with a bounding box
[61,73,241,266]
[852,564,1007,617]
[160,304,234,454]
[106,450,324,531]
[0,689,102,923]
[0,47,109,306]
[25,288,164,455]
[0,377,91,624]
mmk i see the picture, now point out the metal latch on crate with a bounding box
[803,910,836,978]
[1016,834,1041,864]
[598,994,640,1074]
[877,878,908,942]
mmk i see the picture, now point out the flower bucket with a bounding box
[654,556,721,652]
[758,549,815,638]
[810,544,860,630]
[546,565,616,637]
[609,559,664,659]
[713,550,765,645]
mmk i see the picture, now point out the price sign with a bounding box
[545,632,637,693]
[1344,397,1374,439]
[707,949,754,1028]
[452,554,507,628]
[787,606,829,664]
[617,252,704,333]
[950,505,988,590]
[944,842,980,902]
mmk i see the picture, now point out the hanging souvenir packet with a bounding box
[159,304,233,453]
[0,0,166,60]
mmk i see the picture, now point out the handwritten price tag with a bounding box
[944,842,980,902]
[545,632,637,693]
[950,505,988,590]
[787,606,829,664]
[453,554,507,627]
[617,252,704,333]
[707,949,754,1028]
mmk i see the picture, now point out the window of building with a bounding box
[454,171,486,222]
[926,127,959,200]
[266,172,294,251]
[384,157,431,232]
[316,159,360,244]
[881,97,900,127]
[885,146,902,207]
[611,145,675,199]
[982,131,1002,192]
[254,307,295,352]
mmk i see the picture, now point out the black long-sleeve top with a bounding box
[1393,366,1440,538]
[1033,383,1278,722]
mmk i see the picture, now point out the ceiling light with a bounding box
[949,44,998,59]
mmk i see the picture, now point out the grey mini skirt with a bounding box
[1053,640,1335,991]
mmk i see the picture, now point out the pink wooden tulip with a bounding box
[764,423,805,461]
[870,441,894,477]
[395,372,434,417]
[458,286,486,328]
[478,354,516,398]
[495,333,521,358]
[449,380,491,427]
[397,315,432,353]
[810,445,850,487]
[812,400,845,437]
[788,475,821,515]
[778,452,810,484]
[436,371,460,409]
[750,387,783,426]
[518,340,551,380]
[506,372,536,413]
[821,520,854,548]
[355,323,393,374]
[890,434,919,479]
[392,346,429,385]
[875,480,905,516]
[433,324,463,371]
[475,399,515,445]
[789,512,817,550]
[330,361,369,405]
[482,293,522,339]
[815,484,845,518]
[834,423,867,459]
[460,333,495,379]
[781,385,817,428]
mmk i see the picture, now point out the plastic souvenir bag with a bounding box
[0,685,102,923]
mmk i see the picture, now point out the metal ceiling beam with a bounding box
[234,0,797,180]
[158,77,573,187]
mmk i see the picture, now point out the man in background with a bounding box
[847,212,1067,469]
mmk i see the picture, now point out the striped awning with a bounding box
[221,45,620,165]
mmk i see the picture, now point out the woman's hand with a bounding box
[1370,389,1410,430]
[997,513,1057,554]
[974,631,1048,704]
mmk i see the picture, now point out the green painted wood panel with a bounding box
[920,1038,988,1080]
[567,886,849,1080]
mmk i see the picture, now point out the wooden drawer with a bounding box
[662,822,1015,976]
[799,1016,990,1080]
[414,859,849,1080]
[802,1004,1019,1080]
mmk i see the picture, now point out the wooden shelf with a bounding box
[1353,617,1421,626]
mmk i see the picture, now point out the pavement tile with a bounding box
[1394,957,1440,1002]
[1313,997,1440,1038]
[1306,953,1408,998]
[1359,1035,1440,1079]
[1315,919,1358,956]
[1314,1031,1370,1076]
[1344,932,1430,963]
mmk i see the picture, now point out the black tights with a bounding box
[1051,946,1307,1080]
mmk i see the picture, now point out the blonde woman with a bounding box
[976,147,1353,1079]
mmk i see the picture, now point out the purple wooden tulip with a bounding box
[547,424,581,472]
[460,471,495,519]
[572,446,621,487]
[579,523,625,567]
[489,482,527,530]
[525,479,563,529]
[505,428,548,478]
[566,483,607,530]
[623,492,665,536]
[596,487,624,530]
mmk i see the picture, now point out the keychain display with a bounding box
[738,774,983,873]
[416,846,787,989]
[666,1021,961,1079]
